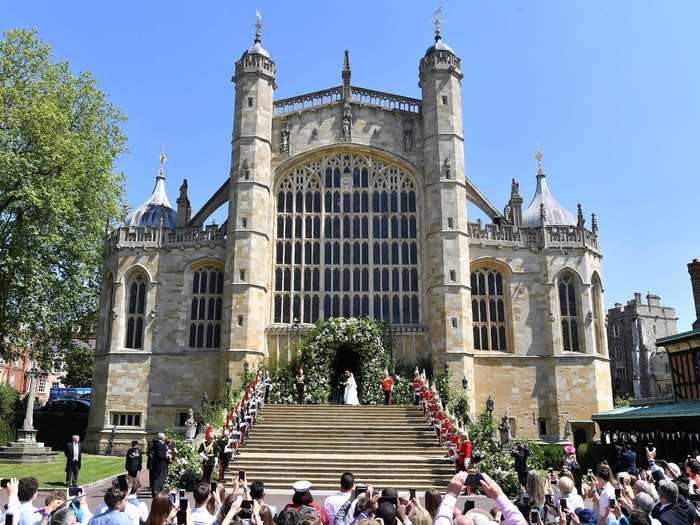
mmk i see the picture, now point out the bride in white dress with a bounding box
[343,371,360,405]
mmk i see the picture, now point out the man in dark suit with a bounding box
[64,434,82,486]
[651,480,691,525]
[125,440,143,478]
[150,432,170,497]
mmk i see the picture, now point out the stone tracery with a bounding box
[273,152,420,325]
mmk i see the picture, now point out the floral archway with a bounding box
[299,317,390,404]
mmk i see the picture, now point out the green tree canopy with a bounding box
[0,29,126,366]
[63,344,95,387]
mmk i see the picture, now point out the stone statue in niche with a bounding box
[511,178,519,196]
[280,122,290,153]
[311,128,318,141]
[403,128,414,152]
[444,158,451,179]
[342,104,352,141]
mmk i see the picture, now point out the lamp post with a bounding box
[291,317,302,358]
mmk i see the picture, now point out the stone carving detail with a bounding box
[342,104,352,141]
[280,122,290,153]
[241,159,250,180]
[443,159,451,179]
[311,128,318,141]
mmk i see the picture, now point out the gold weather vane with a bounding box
[159,147,167,176]
[534,146,543,175]
[432,6,446,41]
[255,9,263,43]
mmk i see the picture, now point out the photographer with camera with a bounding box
[334,485,377,525]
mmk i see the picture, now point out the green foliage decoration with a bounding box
[0,29,127,366]
[164,429,202,491]
[298,317,391,405]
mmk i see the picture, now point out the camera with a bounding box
[0,479,9,489]
[587,469,593,483]
[355,484,368,496]
[238,470,246,482]
[530,509,539,524]
[239,500,253,520]
[610,498,617,509]
[117,474,129,493]
[466,472,482,492]
[409,488,416,500]
[560,498,568,511]
[463,500,475,513]
[68,486,83,497]
[614,488,621,499]
[211,481,218,493]
[545,494,553,505]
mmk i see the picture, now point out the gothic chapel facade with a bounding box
[85,21,613,450]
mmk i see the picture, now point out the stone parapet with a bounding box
[105,226,226,253]
[468,223,600,254]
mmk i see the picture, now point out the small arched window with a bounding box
[189,266,224,349]
[125,273,147,349]
[558,273,581,352]
[470,268,508,351]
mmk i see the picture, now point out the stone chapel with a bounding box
[85,19,613,451]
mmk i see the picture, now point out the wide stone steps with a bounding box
[227,405,453,490]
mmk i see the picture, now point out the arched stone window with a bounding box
[592,273,604,355]
[125,273,147,349]
[470,268,508,351]
[558,273,581,352]
[189,266,224,349]
[273,153,420,324]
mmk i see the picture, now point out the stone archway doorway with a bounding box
[330,344,363,404]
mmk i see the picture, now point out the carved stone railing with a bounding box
[273,85,422,116]
[350,87,422,113]
[273,86,344,115]
[105,226,227,253]
[468,223,600,252]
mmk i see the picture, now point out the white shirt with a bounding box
[17,501,41,525]
[191,506,217,525]
[73,442,80,461]
[323,491,352,525]
[597,482,615,519]
[96,497,145,525]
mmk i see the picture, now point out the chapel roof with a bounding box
[126,153,177,229]
[521,150,577,228]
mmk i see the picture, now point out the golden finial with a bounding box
[534,146,544,175]
[158,147,167,178]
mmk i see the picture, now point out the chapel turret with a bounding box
[223,12,276,385]
[419,13,474,380]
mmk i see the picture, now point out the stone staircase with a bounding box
[225,405,454,490]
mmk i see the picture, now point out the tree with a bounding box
[63,344,95,387]
[0,29,127,366]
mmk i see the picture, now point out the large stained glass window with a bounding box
[471,268,508,351]
[558,273,581,352]
[273,153,420,325]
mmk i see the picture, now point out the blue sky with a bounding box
[4,1,699,329]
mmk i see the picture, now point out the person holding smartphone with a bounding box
[191,483,217,525]
[323,473,354,524]
[1,478,20,525]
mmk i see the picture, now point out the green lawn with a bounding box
[0,454,125,488]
